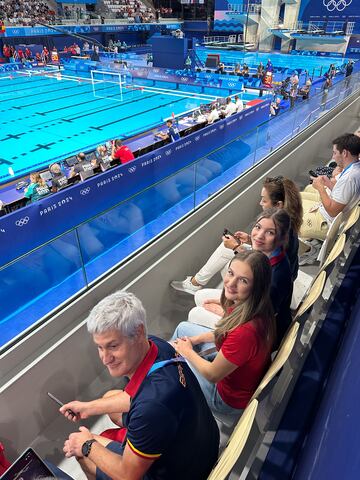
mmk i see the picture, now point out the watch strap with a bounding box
[82,439,97,457]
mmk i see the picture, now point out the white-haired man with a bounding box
[58,291,219,480]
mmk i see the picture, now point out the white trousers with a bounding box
[194,242,234,286]
[188,288,222,329]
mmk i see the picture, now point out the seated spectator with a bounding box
[256,62,264,78]
[50,163,68,192]
[270,97,281,116]
[289,83,298,109]
[54,291,219,480]
[298,79,312,100]
[300,133,360,245]
[234,95,244,112]
[70,152,93,177]
[241,63,249,77]
[207,104,220,124]
[24,172,50,203]
[171,250,275,418]
[156,119,180,142]
[173,209,292,346]
[222,97,237,118]
[216,62,225,74]
[95,144,112,169]
[171,176,302,294]
[111,139,135,164]
[234,63,241,74]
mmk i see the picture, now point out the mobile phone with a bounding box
[309,170,318,178]
[47,392,76,417]
[223,228,241,245]
[47,391,64,407]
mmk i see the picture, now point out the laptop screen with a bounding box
[0,447,56,480]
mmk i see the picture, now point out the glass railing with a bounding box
[1,71,359,351]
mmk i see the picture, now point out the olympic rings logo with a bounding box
[323,0,351,11]
[128,166,137,173]
[80,187,91,195]
[15,216,30,227]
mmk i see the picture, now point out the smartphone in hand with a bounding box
[223,228,241,245]
[47,392,76,417]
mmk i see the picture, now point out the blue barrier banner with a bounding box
[3,23,181,38]
[0,100,270,266]
[290,50,344,57]
[105,65,259,90]
[56,0,96,2]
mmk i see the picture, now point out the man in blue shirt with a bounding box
[157,119,180,143]
[58,291,219,480]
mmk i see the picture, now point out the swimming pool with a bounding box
[195,47,348,76]
[0,69,229,183]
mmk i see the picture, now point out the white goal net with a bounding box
[90,69,131,102]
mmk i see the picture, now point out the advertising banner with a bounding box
[0,100,270,266]
[3,23,181,38]
[298,0,360,34]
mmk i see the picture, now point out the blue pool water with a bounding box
[0,68,243,183]
[196,47,348,76]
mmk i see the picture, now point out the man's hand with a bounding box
[63,426,93,458]
[60,401,91,422]
[311,176,327,191]
[318,175,333,189]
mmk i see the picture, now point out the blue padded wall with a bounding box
[149,35,189,69]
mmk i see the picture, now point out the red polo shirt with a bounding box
[101,340,158,443]
[113,145,135,164]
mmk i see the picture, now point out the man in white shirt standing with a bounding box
[300,133,360,242]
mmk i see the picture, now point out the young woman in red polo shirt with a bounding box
[172,249,276,417]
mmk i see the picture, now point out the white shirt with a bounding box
[224,102,237,118]
[319,161,360,224]
[207,109,219,124]
[235,98,244,112]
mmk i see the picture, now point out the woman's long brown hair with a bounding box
[263,176,303,234]
[214,250,276,349]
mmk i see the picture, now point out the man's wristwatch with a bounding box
[81,439,97,457]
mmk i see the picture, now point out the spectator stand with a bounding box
[0,0,55,26]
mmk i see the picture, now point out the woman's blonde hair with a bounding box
[214,250,276,348]
[30,172,46,186]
